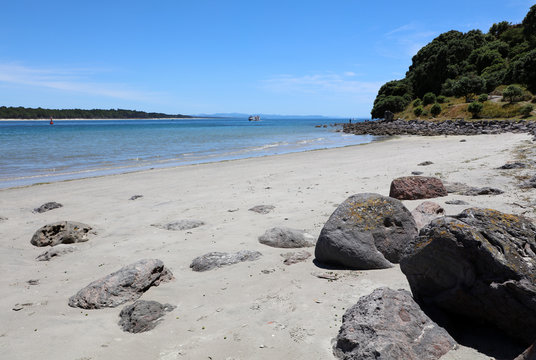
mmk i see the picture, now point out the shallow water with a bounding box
[0,117,372,188]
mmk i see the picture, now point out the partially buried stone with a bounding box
[411,201,445,230]
[401,208,536,344]
[248,205,275,214]
[281,250,311,265]
[190,250,262,272]
[498,162,526,169]
[445,199,469,205]
[36,244,78,261]
[33,202,63,213]
[68,259,173,309]
[411,171,423,175]
[151,220,205,231]
[129,195,143,200]
[418,161,434,166]
[258,227,315,248]
[31,221,94,247]
[315,193,417,269]
[333,287,456,360]
[118,300,175,333]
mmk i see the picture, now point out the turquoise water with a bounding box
[0,118,372,188]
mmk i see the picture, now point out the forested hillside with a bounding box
[371,5,536,119]
[0,107,192,119]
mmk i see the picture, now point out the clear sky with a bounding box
[0,0,533,117]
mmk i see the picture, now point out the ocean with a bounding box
[0,117,373,188]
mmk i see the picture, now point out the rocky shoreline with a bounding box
[342,118,536,138]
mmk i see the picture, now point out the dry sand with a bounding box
[1,133,534,360]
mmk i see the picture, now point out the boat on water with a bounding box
[49,117,54,125]
[248,115,261,121]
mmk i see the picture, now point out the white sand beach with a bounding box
[1,133,534,360]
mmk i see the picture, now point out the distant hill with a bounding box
[371,5,536,119]
[0,106,192,119]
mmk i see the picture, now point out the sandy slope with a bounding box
[0,133,534,360]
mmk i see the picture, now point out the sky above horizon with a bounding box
[0,1,533,117]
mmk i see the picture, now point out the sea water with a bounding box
[0,118,373,188]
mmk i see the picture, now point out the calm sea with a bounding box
[0,118,373,188]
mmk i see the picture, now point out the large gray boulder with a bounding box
[31,221,94,247]
[401,208,536,344]
[315,193,417,269]
[118,300,175,333]
[258,227,315,248]
[190,250,262,272]
[333,287,456,360]
[68,259,173,309]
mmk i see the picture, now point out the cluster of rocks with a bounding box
[342,118,536,138]
[311,176,535,359]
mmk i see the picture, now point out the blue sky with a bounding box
[0,1,533,117]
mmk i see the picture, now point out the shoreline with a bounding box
[1,133,534,359]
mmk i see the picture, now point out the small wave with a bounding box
[250,141,289,151]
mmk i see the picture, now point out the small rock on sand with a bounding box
[281,250,311,265]
[36,244,79,261]
[248,205,275,214]
[190,251,262,272]
[33,202,63,213]
[118,300,175,333]
[30,221,94,247]
[258,227,315,248]
[445,199,469,205]
[68,259,173,309]
[418,161,434,166]
[151,220,205,231]
[129,195,143,200]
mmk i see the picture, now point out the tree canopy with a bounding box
[0,107,192,119]
[371,5,536,118]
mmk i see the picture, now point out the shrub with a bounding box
[414,106,423,116]
[370,95,410,119]
[436,95,447,103]
[413,99,422,107]
[423,92,436,105]
[468,102,483,118]
[520,104,534,117]
[478,93,488,102]
[430,103,442,117]
[503,85,524,102]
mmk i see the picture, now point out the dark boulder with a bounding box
[31,221,94,247]
[190,250,262,272]
[315,193,417,269]
[68,259,173,309]
[33,202,63,213]
[389,176,447,200]
[118,300,175,333]
[333,287,456,360]
[258,227,315,248]
[401,208,536,344]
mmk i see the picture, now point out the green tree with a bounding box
[467,102,483,118]
[413,98,422,107]
[520,104,534,117]
[423,92,436,105]
[370,95,410,119]
[430,103,442,117]
[502,84,524,102]
[414,106,423,116]
[478,93,488,102]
